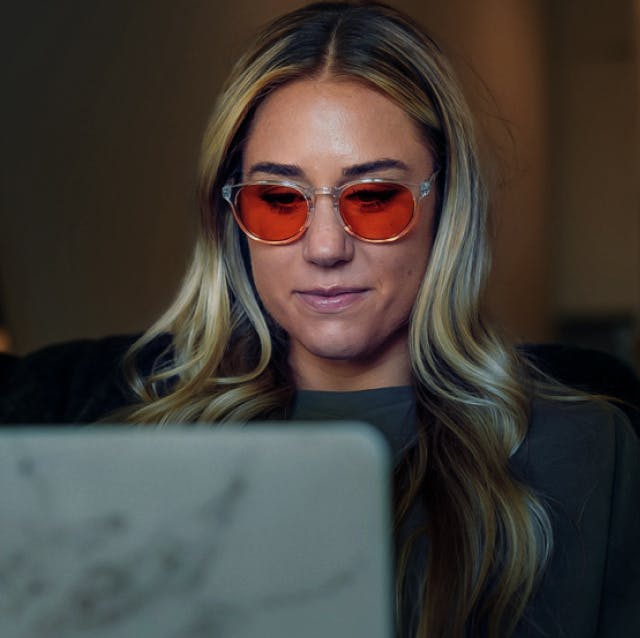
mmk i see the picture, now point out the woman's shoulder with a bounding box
[0,333,171,424]
[529,396,635,442]
[513,398,638,495]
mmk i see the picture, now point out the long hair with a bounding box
[121,2,552,636]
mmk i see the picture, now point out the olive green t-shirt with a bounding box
[291,386,417,465]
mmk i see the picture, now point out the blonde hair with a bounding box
[121,2,552,636]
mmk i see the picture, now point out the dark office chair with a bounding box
[520,343,640,436]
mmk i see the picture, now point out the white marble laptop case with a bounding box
[0,425,392,638]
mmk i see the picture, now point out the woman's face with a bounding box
[242,79,437,389]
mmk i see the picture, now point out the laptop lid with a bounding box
[0,424,392,638]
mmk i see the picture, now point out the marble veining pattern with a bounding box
[0,429,390,638]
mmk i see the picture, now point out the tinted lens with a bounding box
[236,185,308,241]
[339,182,414,240]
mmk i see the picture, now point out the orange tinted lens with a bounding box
[340,182,414,240]
[237,185,308,241]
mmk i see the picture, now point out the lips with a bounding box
[295,286,370,312]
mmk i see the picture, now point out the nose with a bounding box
[301,193,354,266]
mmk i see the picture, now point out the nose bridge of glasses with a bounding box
[307,185,344,219]
[309,185,340,207]
[300,185,348,239]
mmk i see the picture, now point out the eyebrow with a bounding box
[246,157,410,180]
[246,162,304,179]
[342,158,410,178]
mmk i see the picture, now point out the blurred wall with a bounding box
[0,0,636,355]
[549,0,639,322]
[548,0,639,365]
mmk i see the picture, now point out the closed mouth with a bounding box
[294,286,370,312]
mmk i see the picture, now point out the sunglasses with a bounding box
[221,172,438,244]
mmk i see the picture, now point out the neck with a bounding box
[290,338,412,392]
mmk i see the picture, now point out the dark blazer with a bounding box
[512,400,639,637]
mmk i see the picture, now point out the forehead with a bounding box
[243,79,431,177]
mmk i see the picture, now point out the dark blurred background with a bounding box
[1,0,638,370]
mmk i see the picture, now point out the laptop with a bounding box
[0,424,392,638]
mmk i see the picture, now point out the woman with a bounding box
[1,2,638,636]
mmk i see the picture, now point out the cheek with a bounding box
[387,240,432,310]
[247,246,289,310]
[248,252,269,298]
[387,234,432,283]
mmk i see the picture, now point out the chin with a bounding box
[306,342,366,361]
[300,332,385,362]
